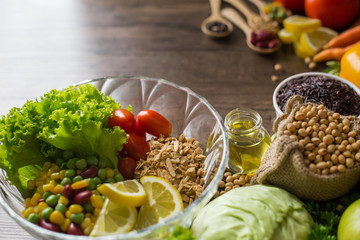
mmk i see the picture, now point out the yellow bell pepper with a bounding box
[339,42,360,89]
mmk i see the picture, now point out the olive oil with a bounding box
[225,109,271,174]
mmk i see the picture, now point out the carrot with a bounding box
[323,25,360,49]
[313,43,356,62]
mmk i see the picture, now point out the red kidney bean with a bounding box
[39,219,61,232]
[268,39,278,48]
[37,198,44,203]
[67,223,84,235]
[256,41,268,48]
[72,190,92,205]
[256,30,275,42]
[62,184,74,199]
[80,166,98,179]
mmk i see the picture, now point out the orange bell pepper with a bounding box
[339,41,360,89]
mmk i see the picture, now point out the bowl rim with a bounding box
[272,72,360,117]
[0,75,229,239]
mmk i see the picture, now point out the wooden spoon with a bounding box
[221,7,280,54]
[201,0,234,37]
[249,0,270,21]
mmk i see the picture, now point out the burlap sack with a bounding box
[251,95,360,201]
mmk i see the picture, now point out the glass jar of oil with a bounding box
[225,108,271,174]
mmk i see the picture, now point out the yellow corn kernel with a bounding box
[35,179,46,188]
[42,162,52,171]
[42,183,55,193]
[65,210,71,219]
[23,207,35,219]
[71,179,89,190]
[68,204,84,214]
[50,210,65,225]
[24,198,32,209]
[50,172,60,180]
[90,194,104,209]
[30,193,42,206]
[33,206,39,213]
[58,196,69,206]
[59,170,66,179]
[83,223,95,235]
[50,164,60,172]
[37,202,48,213]
[49,180,56,186]
[81,217,92,230]
[27,180,36,191]
[105,168,114,178]
[61,218,71,232]
[52,184,64,195]
[93,208,102,217]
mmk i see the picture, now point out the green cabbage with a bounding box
[191,185,313,240]
[0,84,127,195]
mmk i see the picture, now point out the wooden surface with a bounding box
[0,0,312,239]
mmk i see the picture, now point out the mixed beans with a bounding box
[23,151,124,235]
[283,104,360,175]
[215,171,253,197]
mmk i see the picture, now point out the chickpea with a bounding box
[327,144,336,154]
[318,142,327,149]
[348,131,357,138]
[304,159,310,165]
[346,158,354,168]
[307,110,316,118]
[311,137,321,145]
[338,154,346,164]
[225,186,232,192]
[337,164,346,173]
[320,119,329,125]
[346,145,353,152]
[332,129,340,137]
[298,128,307,137]
[226,176,233,183]
[348,137,356,144]
[352,142,360,151]
[225,182,234,188]
[318,148,327,156]
[218,181,225,188]
[305,143,315,151]
[318,131,326,139]
[312,124,319,132]
[232,173,240,179]
[343,118,350,126]
[328,116,334,123]
[333,113,340,120]
[317,104,325,110]
[309,163,317,172]
[295,112,306,121]
[335,136,343,144]
[338,144,346,152]
[316,162,327,170]
[233,179,240,185]
[284,130,291,135]
[308,153,316,161]
[343,150,352,158]
[343,125,350,133]
[322,169,329,175]
[330,166,338,173]
[326,160,333,167]
[287,123,296,132]
[301,122,308,128]
[315,155,323,163]
[355,152,360,162]
[306,126,313,135]
[294,121,301,129]
[318,110,327,119]
[324,154,331,161]
[331,154,338,164]
[311,132,318,138]
[239,176,246,185]
[308,119,317,126]
[323,135,335,145]
[224,172,232,177]
[325,127,332,135]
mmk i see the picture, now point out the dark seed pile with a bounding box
[277,75,360,116]
[206,21,228,33]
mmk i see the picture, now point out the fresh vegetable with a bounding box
[107,108,136,133]
[339,41,360,89]
[324,26,360,49]
[191,185,313,240]
[313,44,355,62]
[123,133,150,161]
[118,156,137,179]
[167,225,194,240]
[338,199,360,240]
[274,0,304,12]
[323,61,341,76]
[137,110,172,137]
[0,84,127,195]
[305,0,359,30]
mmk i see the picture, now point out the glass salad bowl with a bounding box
[0,76,229,240]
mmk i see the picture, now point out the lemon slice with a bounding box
[299,27,338,56]
[283,15,321,33]
[90,198,137,236]
[293,40,311,59]
[97,180,147,207]
[278,28,298,44]
[135,176,183,230]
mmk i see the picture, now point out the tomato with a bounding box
[123,133,150,161]
[305,0,359,29]
[133,121,146,138]
[338,199,360,240]
[118,156,137,180]
[275,0,304,12]
[107,109,136,133]
[137,110,172,137]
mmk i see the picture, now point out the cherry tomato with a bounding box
[118,156,137,180]
[275,0,304,12]
[123,133,150,161]
[107,109,136,133]
[133,121,146,138]
[305,0,359,29]
[137,110,172,137]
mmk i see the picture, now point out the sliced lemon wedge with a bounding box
[278,28,298,44]
[283,15,321,33]
[90,198,137,236]
[299,27,338,57]
[135,176,183,230]
[97,180,147,207]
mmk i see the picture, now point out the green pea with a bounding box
[98,168,107,180]
[75,158,87,170]
[98,160,107,168]
[83,202,94,213]
[72,175,83,183]
[55,203,67,214]
[87,156,98,166]
[114,174,124,182]
[67,158,78,169]
[86,178,96,190]
[55,158,65,167]
[42,191,52,201]
[93,177,102,185]
[60,177,72,186]
[70,213,84,224]
[104,178,115,183]
[45,194,59,206]
[64,169,76,179]
[63,150,74,160]
[27,212,40,224]
[41,207,53,220]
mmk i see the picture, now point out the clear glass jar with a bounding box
[225,108,271,174]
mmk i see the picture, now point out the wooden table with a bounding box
[0,0,312,239]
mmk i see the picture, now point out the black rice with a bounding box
[276,75,360,116]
